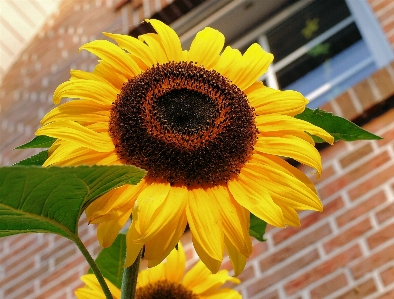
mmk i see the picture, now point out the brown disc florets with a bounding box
[109,61,257,186]
[136,280,199,299]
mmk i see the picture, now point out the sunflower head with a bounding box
[75,244,241,299]
[38,19,334,274]
[109,60,258,187]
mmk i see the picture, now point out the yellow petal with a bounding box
[184,259,239,296]
[247,85,308,116]
[87,184,138,223]
[94,60,128,90]
[186,188,224,265]
[77,274,120,299]
[52,79,117,105]
[254,135,323,174]
[252,153,317,193]
[188,27,225,68]
[104,32,157,67]
[233,43,273,90]
[125,223,144,268]
[255,114,334,144]
[279,204,301,227]
[70,69,114,88]
[36,120,113,152]
[183,260,212,290]
[214,46,242,78]
[206,185,251,257]
[146,19,183,62]
[133,181,172,236]
[242,161,323,212]
[164,243,186,283]
[97,211,131,248]
[203,289,242,299]
[80,40,141,78]
[43,141,84,166]
[228,175,285,228]
[138,33,168,64]
[46,147,112,166]
[138,263,166,285]
[224,235,247,277]
[144,211,187,267]
[40,99,110,126]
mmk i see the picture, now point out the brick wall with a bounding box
[1,1,394,298]
[368,0,394,47]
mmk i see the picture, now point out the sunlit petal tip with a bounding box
[145,19,183,62]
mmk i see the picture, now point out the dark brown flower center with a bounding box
[136,280,199,299]
[109,61,257,186]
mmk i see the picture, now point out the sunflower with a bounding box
[75,243,241,299]
[36,19,333,274]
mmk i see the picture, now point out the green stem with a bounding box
[74,237,113,299]
[121,249,143,299]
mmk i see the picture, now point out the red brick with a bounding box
[237,265,256,283]
[260,224,331,271]
[324,218,372,254]
[4,264,49,296]
[5,240,50,272]
[353,79,377,110]
[367,222,394,249]
[351,243,394,279]
[377,126,394,147]
[250,240,269,259]
[38,271,81,299]
[40,257,84,287]
[362,108,394,136]
[336,91,359,120]
[285,244,362,295]
[248,249,319,297]
[335,279,377,299]
[371,67,394,100]
[336,190,386,227]
[320,150,390,199]
[378,289,394,299]
[381,265,394,286]
[339,143,373,169]
[303,164,336,185]
[376,201,394,224]
[310,273,348,299]
[273,196,344,245]
[1,260,35,286]
[320,141,347,166]
[4,284,35,299]
[348,163,394,201]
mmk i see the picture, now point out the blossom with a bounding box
[36,19,333,273]
[75,244,241,299]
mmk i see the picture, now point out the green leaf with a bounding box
[295,108,382,142]
[0,165,145,239]
[14,151,48,166]
[249,213,267,242]
[89,234,126,288]
[15,135,56,149]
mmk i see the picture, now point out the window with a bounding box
[231,0,394,108]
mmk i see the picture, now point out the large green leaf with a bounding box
[0,166,145,239]
[249,213,267,242]
[89,234,126,288]
[15,135,56,149]
[295,108,382,142]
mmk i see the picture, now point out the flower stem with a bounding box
[121,249,143,299]
[74,236,113,299]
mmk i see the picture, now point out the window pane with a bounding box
[276,22,362,88]
[266,0,352,62]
